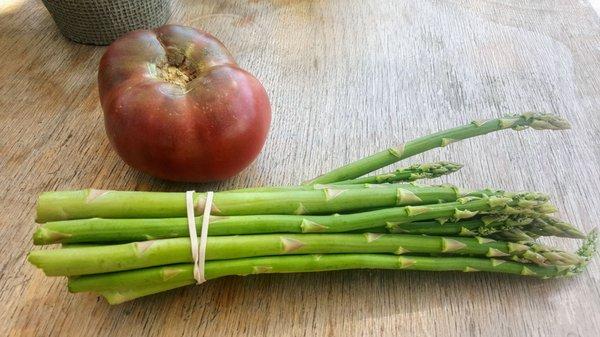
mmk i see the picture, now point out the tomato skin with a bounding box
[98,25,271,182]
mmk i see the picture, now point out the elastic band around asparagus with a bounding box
[304,113,571,184]
[33,192,553,245]
[36,184,459,223]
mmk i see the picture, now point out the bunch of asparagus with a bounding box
[28,113,597,304]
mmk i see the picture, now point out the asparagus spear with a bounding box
[388,215,585,239]
[30,232,585,276]
[232,162,463,192]
[305,113,571,184]
[67,229,598,304]
[33,192,553,245]
[527,216,587,239]
[332,162,463,185]
[223,182,442,193]
[36,184,458,223]
[67,245,591,304]
[489,229,538,242]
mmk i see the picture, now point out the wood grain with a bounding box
[1,0,599,336]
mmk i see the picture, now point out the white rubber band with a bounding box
[186,190,213,284]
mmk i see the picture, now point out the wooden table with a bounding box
[1,1,599,336]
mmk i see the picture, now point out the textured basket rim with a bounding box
[41,0,171,45]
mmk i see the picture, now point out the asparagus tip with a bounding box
[542,216,587,239]
[577,229,598,261]
[562,228,599,275]
[510,112,572,131]
[412,161,464,179]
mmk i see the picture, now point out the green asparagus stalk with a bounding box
[388,216,531,236]
[67,246,590,304]
[481,217,586,240]
[388,215,584,239]
[30,232,586,276]
[36,185,458,223]
[305,113,571,184]
[33,192,553,245]
[528,216,587,238]
[68,229,599,304]
[332,162,463,184]
[489,228,538,242]
[224,182,435,193]
[232,162,463,192]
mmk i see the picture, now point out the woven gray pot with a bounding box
[41,0,171,45]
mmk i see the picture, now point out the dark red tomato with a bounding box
[98,25,271,182]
